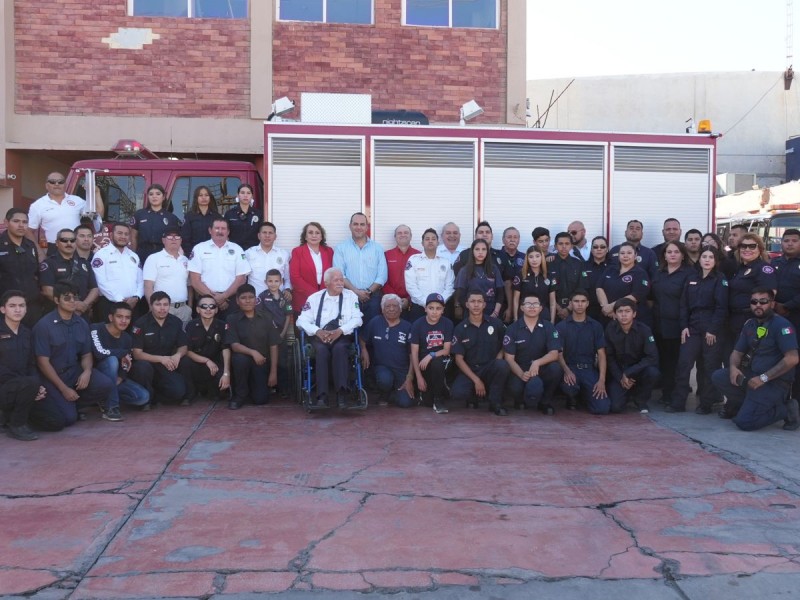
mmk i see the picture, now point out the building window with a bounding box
[129,0,248,18]
[404,0,497,29]
[278,0,373,24]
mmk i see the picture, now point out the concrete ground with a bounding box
[1,391,799,600]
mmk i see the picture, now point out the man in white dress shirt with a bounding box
[405,227,454,322]
[436,222,465,266]
[245,221,291,298]
[143,227,192,325]
[91,222,144,321]
[297,268,363,408]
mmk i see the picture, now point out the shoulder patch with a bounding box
[553,331,559,338]
[405,261,413,270]
[642,279,649,287]
[39,261,49,272]
[762,265,775,274]
[722,279,729,286]
[302,302,311,312]
[188,251,194,260]
[648,335,655,342]
[132,327,141,335]
[502,334,510,346]
[782,327,794,335]
[91,257,103,268]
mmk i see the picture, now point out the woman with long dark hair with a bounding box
[224,183,262,250]
[181,186,220,256]
[130,183,181,264]
[454,239,504,319]
[595,241,650,327]
[581,235,610,323]
[512,246,550,320]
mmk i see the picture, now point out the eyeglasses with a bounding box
[750,298,771,305]
[58,237,76,244]
[592,245,607,250]
[59,294,77,301]
[47,179,65,185]
[740,243,759,250]
[522,302,541,308]
[163,235,181,240]
[198,303,217,310]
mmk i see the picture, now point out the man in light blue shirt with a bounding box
[333,212,387,323]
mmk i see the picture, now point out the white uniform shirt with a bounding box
[92,245,144,301]
[405,253,455,306]
[436,243,465,266]
[245,244,292,296]
[142,249,190,303]
[28,194,98,243]
[188,239,251,293]
[297,288,363,336]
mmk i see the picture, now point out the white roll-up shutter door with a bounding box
[611,145,712,248]
[269,137,363,247]
[483,142,606,248]
[372,139,476,250]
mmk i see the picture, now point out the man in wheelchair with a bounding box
[297,268,363,408]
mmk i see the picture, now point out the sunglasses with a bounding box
[750,298,771,305]
[198,303,217,310]
[47,179,65,185]
[739,243,759,250]
[58,237,76,243]
[592,245,607,250]
[59,294,78,301]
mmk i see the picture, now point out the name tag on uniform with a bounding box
[689,281,698,285]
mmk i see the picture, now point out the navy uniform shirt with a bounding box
[185,317,229,361]
[33,309,92,375]
[409,316,454,363]
[512,272,551,319]
[181,211,220,256]
[549,254,584,308]
[131,207,181,263]
[502,316,561,368]
[608,243,658,278]
[680,271,728,336]
[132,312,188,356]
[451,315,505,371]
[604,320,659,381]
[736,314,798,381]
[363,315,412,371]
[454,265,505,314]
[599,265,650,306]
[772,255,800,319]
[729,260,777,314]
[224,206,263,250]
[0,231,40,302]
[39,253,97,300]
[498,249,525,282]
[651,265,692,338]
[225,310,280,356]
[257,290,292,330]
[556,315,605,367]
[0,319,36,382]
[580,259,609,321]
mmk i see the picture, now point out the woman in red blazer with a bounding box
[290,221,334,314]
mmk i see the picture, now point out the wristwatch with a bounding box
[759,373,769,383]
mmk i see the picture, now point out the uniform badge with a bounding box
[722,280,728,286]
[405,261,413,271]
[132,327,141,335]
[163,217,169,226]
[214,333,221,342]
[487,326,494,335]
[276,256,283,265]
[67,200,75,206]
[512,276,520,286]
[129,216,137,227]
[544,278,551,285]
[228,249,235,255]
[744,268,751,276]
[440,264,446,271]
[130,256,137,263]
[251,215,258,225]
[502,334,510,345]
[302,302,311,312]
[553,331,559,338]
[622,274,633,283]
[91,258,103,268]
[643,280,649,287]
[636,256,642,262]
[82,263,88,271]
[763,265,775,274]
[39,262,49,272]
[648,335,655,342]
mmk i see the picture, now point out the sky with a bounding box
[527,0,794,80]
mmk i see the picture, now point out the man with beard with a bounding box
[713,288,800,431]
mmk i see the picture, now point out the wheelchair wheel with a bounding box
[289,337,303,404]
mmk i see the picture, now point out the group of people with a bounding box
[1,172,799,441]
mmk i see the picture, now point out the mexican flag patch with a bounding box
[782,327,794,335]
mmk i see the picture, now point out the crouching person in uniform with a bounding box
[90,302,150,420]
[604,298,660,414]
[32,282,114,429]
[556,290,608,414]
[130,291,192,407]
[712,288,800,431]
[503,292,562,415]
[184,294,231,403]
[410,293,454,414]
[360,293,414,407]
[225,284,280,409]
[451,290,510,415]
[297,267,363,408]
[0,290,45,440]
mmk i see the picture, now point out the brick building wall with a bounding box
[272,0,508,124]
[14,0,250,118]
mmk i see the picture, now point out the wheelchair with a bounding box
[295,328,368,413]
